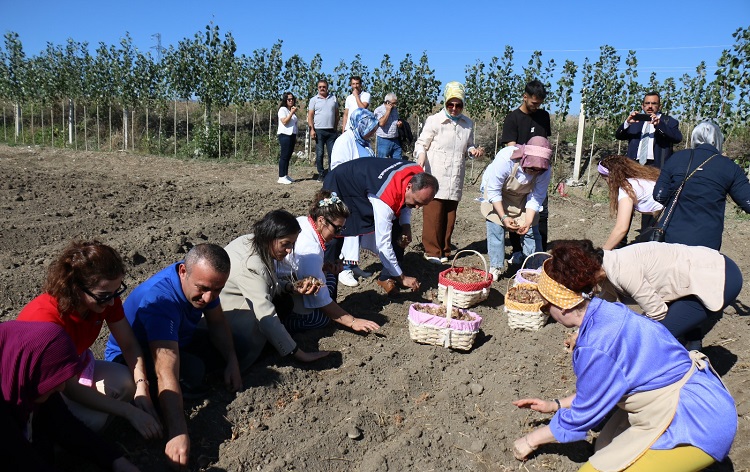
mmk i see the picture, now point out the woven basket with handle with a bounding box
[504,281,548,331]
[408,286,483,351]
[437,250,492,308]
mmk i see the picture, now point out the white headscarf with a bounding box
[691,121,724,153]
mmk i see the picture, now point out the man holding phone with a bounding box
[615,91,682,168]
[374,92,403,159]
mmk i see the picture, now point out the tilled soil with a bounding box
[1,145,748,472]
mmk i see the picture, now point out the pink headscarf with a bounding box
[511,136,553,170]
[0,321,83,421]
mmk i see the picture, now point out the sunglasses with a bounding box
[325,217,345,234]
[446,102,464,109]
[81,281,127,304]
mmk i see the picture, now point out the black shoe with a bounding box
[317,175,325,183]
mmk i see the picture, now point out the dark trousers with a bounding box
[315,128,336,175]
[278,133,296,177]
[325,225,404,281]
[421,198,459,258]
[660,256,743,342]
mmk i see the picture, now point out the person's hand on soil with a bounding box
[351,318,380,333]
[112,457,141,472]
[133,389,163,438]
[564,331,579,352]
[127,404,163,440]
[165,433,190,471]
[224,357,243,392]
[294,348,331,362]
[513,435,536,461]
[399,275,420,291]
[512,398,558,414]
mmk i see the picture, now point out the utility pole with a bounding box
[151,33,166,62]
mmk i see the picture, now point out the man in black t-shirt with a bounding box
[500,80,552,255]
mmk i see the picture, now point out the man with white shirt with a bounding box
[322,159,438,297]
[615,91,682,169]
[341,75,371,132]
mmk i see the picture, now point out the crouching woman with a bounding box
[511,240,736,471]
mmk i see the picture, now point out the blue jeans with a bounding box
[315,128,336,175]
[376,136,403,159]
[278,133,296,177]
[486,220,541,269]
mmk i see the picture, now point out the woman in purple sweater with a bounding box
[511,240,736,471]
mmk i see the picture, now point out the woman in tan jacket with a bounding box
[575,240,742,350]
[414,81,484,263]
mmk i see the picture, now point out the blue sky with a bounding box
[2,0,748,110]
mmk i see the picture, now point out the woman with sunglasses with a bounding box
[597,155,663,250]
[0,321,140,471]
[414,81,484,264]
[480,136,552,279]
[277,91,299,184]
[511,240,736,471]
[221,199,378,367]
[16,240,163,441]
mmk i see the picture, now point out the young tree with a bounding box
[552,59,577,130]
[371,54,395,106]
[0,32,28,141]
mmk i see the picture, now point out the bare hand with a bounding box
[469,146,485,158]
[417,154,426,169]
[650,113,660,126]
[513,436,536,461]
[351,318,380,333]
[294,348,331,362]
[165,433,190,471]
[503,218,520,231]
[295,278,321,296]
[310,129,317,140]
[564,331,579,352]
[112,457,141,472]
[396,120,402,128]
[626,111,638,124]
[516,224,531,235]
[291,106,298,113]
[512,398,557,414]
[400,276,420,292]
[127,403,163,440]
[224,358,243,392]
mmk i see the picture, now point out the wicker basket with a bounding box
[408,286,483,351]
[504,281,549,331]
[437,250,492,308]
[512,252,550,287]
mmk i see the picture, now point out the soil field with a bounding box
[1,144,749,472]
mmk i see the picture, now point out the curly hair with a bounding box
[599,155,660,216]
[309,189,350,221]
[43,240,126,314]
[546,239,603,293]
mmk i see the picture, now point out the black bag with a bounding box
[637,226,665,243]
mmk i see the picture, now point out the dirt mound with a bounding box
[1,144,748,471]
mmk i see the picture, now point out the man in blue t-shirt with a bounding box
[105,243,242,471]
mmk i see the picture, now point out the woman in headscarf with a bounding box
[330,107,380,287]
[0,321,139,471]
[511,241,737,471]
[480,136,552,279]
[415,81,484,264]
[597,155,663,250]
[653,121,750,250]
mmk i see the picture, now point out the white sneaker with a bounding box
[351,266,372,278]
[489,267,502,281]
[277,176,292,185]
[507,252,524,266]
[338,269,359,287]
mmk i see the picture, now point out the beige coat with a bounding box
[415,111,474,201]
[601,242,726,320]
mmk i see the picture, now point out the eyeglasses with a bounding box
[286,98,295,101]
[81,281,127,304]
[325,218,345,234]
[445,102,464,109]
[317,86,328,89]
[643,101,660,106]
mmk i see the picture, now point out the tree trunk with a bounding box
[31,103,35,145]
[218,110,221,159]
[146,107,150,151]
[3,105,6,141]
[73,100,78,150]
[122,107,128,151]
[234,106,238,158]
[40,105,43,145]
[131,109,135,151]
[494,122,499,155]
[96,104,100,151]
[68,98,74,145]
[108,105,112,151]
[251,107,256,155]
[60,100,65,146]
[185,100,189,146]
[83,105,87,151]
[20,105,24,144]
[14,102,20,142]
[268,107,272,143]
[173,99,177,156]
[51,106,54,147]
[158,113,162,155]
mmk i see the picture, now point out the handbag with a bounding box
[635,151,718,243]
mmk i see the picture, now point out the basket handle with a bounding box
[520,251,551,271]
[443,286,454,348]
[449,249,491,282]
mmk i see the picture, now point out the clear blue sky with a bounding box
[2,0,748,110]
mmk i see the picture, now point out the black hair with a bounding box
[524,80,547,100]
[280,92,296,109]
[250,210,301,284]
